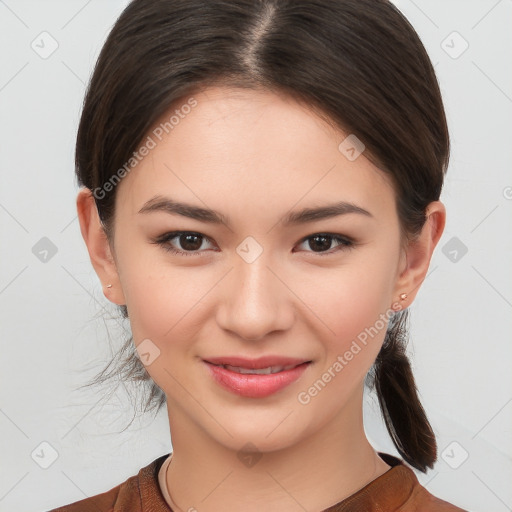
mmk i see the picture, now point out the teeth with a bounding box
[222,364,296,375]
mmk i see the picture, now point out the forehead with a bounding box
[115,86,396,222]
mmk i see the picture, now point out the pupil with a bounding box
[177,234,334,252]
[310,235,330,252]
[181,234,202,251]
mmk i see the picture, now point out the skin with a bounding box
[77,86,445,512]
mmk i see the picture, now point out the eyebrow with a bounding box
[138,195,373,226]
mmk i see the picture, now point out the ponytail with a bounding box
[370,309,437,472]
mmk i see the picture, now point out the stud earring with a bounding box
[106,284,112,288]
[399,292,408,301]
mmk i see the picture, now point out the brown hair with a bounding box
[75,0,449,472]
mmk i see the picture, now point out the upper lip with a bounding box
[204,356,311,369]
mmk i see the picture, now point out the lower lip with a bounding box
[204,362,310,398]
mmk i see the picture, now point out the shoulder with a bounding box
[379,453,468,512]
[48,482,123,512]
[328,453,468,512]
[405,476,468,511]
[47,453,171,512]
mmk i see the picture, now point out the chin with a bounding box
[203,407,318,455]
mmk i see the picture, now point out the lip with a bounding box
[204,355,309,369]
[203,356,311,398]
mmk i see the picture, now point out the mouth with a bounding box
[203,356,312,398]
[204,355,310,369]
[213,363,301,375]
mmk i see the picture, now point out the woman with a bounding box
[51,0,467,510]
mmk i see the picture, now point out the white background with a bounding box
[0,1,511,511]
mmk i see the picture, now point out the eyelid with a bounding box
[152,231,216,256]
[294,233,355,255]
[152,230,356,256]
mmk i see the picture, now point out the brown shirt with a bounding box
[48,452,468,511]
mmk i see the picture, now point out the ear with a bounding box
[76,187,126,305]
[392,200,446,308]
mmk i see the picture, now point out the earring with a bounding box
[399,292,408,301]
[106,284,112,288]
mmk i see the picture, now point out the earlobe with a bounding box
[76,188,126,305]
[393,201,446,307]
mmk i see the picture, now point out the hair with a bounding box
[75,0,449,473]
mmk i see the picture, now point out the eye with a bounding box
[152,231,216,257]
[152,231,355,257]
[294,233,355,255]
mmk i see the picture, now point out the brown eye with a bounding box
[178,233,204,251]
[153,231,215,256]
[296,233,355,255]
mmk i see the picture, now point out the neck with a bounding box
[165,387,390,512]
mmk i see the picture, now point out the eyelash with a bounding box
[152,231,356,257]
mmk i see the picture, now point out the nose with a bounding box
[216,254,295,342]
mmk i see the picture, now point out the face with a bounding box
[100,86,410,452]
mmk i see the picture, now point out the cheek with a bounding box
[294,252,397,372]
[119,267,211,392]
[115,231,210,335]
[293,266,394,415]
[116,247,228,392]
[116,228,399,391]
[301,262,395,337]
[122,267,211,343]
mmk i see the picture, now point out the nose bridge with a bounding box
[233,235,279,300]
[216,244,293,340]
[236,253,277,304]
